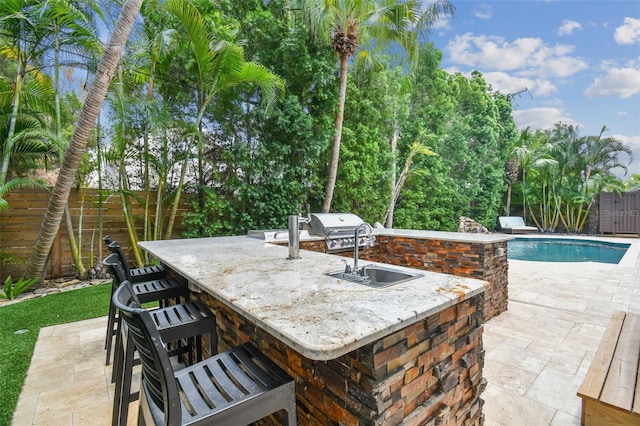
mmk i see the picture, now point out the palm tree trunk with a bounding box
[119,159,143,266]
[505,183,512,216]
[64,205,87,278]
[385,128,399,228]
[25,0,144,281]
[165,153,189,239]
[143,63,156,254]
[384,152,413,226]
[322,54,349,213]
[0,62,25,186]
[55,28,87,278]
[96,118,104,260]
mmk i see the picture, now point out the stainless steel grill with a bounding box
[306,213,371,252]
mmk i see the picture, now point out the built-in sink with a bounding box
[327,265,424,288]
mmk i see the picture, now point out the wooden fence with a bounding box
[0,188,192,282]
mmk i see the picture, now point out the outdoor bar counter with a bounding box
[139,236,487,425]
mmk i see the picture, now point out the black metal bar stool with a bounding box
[103,253,189,365]
[111,278,218,426]
[113,281,297,426]
[104,237,167,283]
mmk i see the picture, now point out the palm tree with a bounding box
[26,0,144,282]
[163,0,284,238]
[0,0,51,189]
[557,125,631,232]
[0,102,54,212]
[512,127,555,224]
[0,26,55,210]
[38,0,102,279]
[137,1,176,252]
[504,157,518,216]
[295,0,454,212]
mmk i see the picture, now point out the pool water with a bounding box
[507,238,630,264]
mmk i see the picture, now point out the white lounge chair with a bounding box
[498,216,538,234]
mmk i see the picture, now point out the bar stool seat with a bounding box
[103,253,189,365]
[113,281,297,426]
[105,238,167,283]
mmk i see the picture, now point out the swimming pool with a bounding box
[507,238,630,264]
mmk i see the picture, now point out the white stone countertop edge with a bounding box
[251,228,514,244]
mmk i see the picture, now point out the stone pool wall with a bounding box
[192,290,486,426]
[299,235,509,322]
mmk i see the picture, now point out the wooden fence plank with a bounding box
[0,188,191,281]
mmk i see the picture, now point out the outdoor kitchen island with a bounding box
[139,236,487,426]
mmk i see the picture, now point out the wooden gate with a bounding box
[599,191,640,234]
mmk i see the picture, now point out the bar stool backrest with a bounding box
[102,253,129,287]
[113,281,181,425]
[107,242,134,282]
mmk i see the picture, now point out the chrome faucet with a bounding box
[349,222,375,276]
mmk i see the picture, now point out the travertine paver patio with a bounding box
[483,236,640,426]
[11,236,640,426]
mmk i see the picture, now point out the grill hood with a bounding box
[307,213,364,236]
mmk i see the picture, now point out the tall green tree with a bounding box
[183,0,335,233]
[0,75,55,211]
[390,49,517,231]
[0,0,54,209]
[134,0,177,249]
[551,124,631,232]
[295,0,454,213]
[163,0,284,237]
[393,46,461,230]
[511,123,631,233]
[38,0,102,278]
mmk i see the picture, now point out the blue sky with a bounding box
[428,0,640,178]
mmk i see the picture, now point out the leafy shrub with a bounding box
[0,276,38,300]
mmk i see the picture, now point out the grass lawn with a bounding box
[0,283,111,426]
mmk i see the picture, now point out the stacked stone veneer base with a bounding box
[300,235,508,321]
[192,291,486,426]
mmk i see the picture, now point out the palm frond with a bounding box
[0,177,48,212]
[215,62,285,112]
[165,0,216,91]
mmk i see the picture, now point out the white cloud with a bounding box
[432,16,451,31]
[474,4,492,20]
[584,65,640,98]
[615,134,640,150]
[614,17,640,45]
[446,33,588,78]
[482,72,531,94]
[558,20,582,36]
[532,80,558,97]
[512,107,578,131]
[481,72,557,97]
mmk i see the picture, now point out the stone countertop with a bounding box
[373,228,515,243]
[139,236,486,361]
